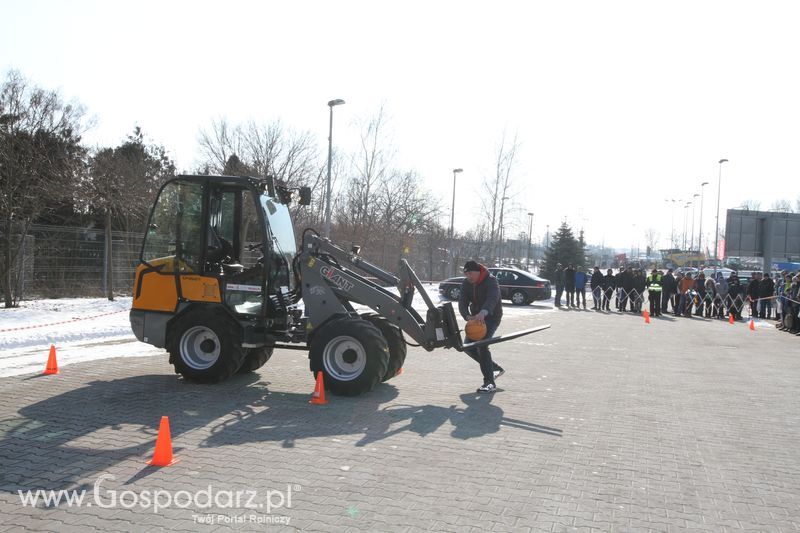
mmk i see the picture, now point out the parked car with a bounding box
[438,267,551,305]
[702,267,735,279]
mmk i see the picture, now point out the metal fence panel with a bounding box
[1,224,143,300]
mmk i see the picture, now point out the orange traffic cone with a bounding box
[643,310,650,324]
[309,372,328,405]
[729,313,735,324]
[749,319,755,331]
[148,416,178,466]
[43,345,59,375]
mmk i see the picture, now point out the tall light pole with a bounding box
[323,98,345,238]
[526,212,534,271]
[670,199,677,248]
[690,193,699,250]
[546,225,550,249]
[497,196,510,265]
[448,168,463,276]
[664,199,671,248]
[698,181,709,256]
[683,202,690,250]
[714,159,728,262]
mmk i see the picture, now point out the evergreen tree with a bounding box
[84,127,176,233]
[542,222,586,281]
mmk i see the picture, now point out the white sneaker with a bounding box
[477,383,496,393]
[493,369,505,381]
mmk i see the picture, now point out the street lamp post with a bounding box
[691,193,699,250]
[664,199,672,248]
[526,212,534,272]
[670,199,677,248]
[448,168,463,276]
[683,202,690,250]
[698,181,709,255]
[714,159,728,262]
[323,98,345,238]
[497,196,510,266]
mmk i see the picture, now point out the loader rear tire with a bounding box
[238,347,274,373]
[362,314,406,381]
[309,317,389,396]
[167,307,247,383]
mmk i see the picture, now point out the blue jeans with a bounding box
[464,317,501,385]
[759,299,772,318]
[678,293,689,316]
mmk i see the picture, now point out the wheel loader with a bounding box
[130,174,548,396]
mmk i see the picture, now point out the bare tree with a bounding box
[197,117,325,235]
[339,105,395,250]
[0,70,88,306]
[419,223,449,281]
[460,223,493,264]
[331,106,444,271]
[197,118,243,173]
[480,130,520,264]
[770,199,793,213]
[741,199,761,211]
[644,228,660,255]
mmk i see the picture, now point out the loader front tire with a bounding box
[238,347,274,373]
[362,314,407,381]
[309,317,389,396]
[167,307,247,383]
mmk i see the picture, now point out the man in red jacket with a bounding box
[458,260,504,393]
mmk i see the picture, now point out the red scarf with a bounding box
[477,265,488,284]
[472,264,489,306]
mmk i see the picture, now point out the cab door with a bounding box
[217,186,269,318]
[133,179,212,313]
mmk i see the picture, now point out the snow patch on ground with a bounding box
[0,297,134,350]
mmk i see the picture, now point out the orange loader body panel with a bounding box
[132,259,221,313]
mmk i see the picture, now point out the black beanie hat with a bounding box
[463,260,481,273]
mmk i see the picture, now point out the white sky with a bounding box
[3,0,799,251]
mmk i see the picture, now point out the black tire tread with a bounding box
[511,289,529,306]
[362,314,407,381]
[238,347,274,373]
[309,316,389,396]
[167,306,247,383]
[448,286,461,300]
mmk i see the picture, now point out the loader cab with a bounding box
[134,175,297,323]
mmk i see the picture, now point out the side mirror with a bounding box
[298,187,312,206]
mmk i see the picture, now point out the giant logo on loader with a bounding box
[320,265,354,292]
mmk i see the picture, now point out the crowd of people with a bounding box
[551,263,800,335]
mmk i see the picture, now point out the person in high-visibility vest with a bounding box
[646,268,663,317]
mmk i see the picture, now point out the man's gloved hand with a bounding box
[468,309,488,324]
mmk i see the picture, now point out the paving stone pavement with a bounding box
[1,306,799,532]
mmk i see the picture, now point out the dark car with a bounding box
[438,268,551,305]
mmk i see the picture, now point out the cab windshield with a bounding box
[260,194,297,291]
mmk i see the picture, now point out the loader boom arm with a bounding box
[297,232,550,351]
[298,233,462,350]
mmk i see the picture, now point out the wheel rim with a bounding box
[512,291,525,304]
[180,326,221,370]
[449,287,461,299]
[323,335,367,381]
